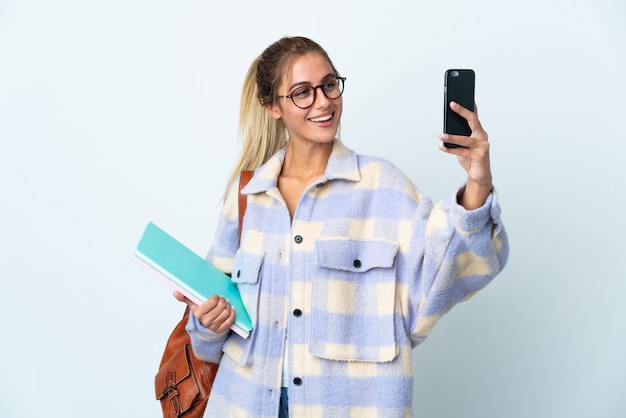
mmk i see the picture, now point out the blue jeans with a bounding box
[279,387,289,418]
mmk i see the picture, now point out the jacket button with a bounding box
[236,270,241,278]
[293,377,302,386]
[353,259,362,268]
[293,309,302,317]
[294,235,303,244]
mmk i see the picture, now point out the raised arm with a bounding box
[439,101,492,210]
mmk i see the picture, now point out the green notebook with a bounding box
[134,222,252,338]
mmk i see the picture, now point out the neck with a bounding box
[281,140,333,181]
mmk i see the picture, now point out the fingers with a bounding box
[448,101,487,140]
[439,132,468,149]
[440,101,488,149]
[439,131,490,159]
[212,305,237,334]
[172,292,236,333]
[197,295,236,333]
[438,100,492,188]
[173,291,197,308]
[448,101,474,120]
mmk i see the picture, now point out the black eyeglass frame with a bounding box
[276,76,346,109]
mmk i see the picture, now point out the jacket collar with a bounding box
[242,139,360,195]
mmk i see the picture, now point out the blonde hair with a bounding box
[223,36,339,199]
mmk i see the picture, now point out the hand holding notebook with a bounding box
[134,222,253,338]
[172,291,237,334]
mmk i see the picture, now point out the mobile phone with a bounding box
[443,69,475,148]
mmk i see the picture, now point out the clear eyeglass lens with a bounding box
[292,78,344,108]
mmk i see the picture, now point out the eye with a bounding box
[292,86,313,99]
[323,79,338,91]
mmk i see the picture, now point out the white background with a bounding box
[1,0,625,417]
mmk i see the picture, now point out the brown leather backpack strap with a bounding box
[238,170,254,247]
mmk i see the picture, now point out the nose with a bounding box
[312,85,330,107]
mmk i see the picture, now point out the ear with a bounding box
[265,103,282,120]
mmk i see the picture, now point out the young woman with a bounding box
[175,36,509,417]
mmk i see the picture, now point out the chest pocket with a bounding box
[310,238,399,363]
[222,251,264,366]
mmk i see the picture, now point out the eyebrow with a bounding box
[287,72,336,92]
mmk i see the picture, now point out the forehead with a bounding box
[282,53,334,87]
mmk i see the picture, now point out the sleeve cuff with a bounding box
[450,184,502,232]
[185,311,229,362]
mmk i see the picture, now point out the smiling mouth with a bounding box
[309,113,333,123]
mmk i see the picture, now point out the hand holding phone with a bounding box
[443,69,475,148]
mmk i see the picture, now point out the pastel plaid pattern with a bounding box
[187,140,509,417]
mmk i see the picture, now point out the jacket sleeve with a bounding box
[186,178,241,362]
[408,185,509,347]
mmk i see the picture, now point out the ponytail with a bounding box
[222,57,286,200]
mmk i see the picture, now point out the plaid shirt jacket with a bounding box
[187,140,509,417]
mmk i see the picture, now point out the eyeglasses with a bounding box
[277,76,346,109]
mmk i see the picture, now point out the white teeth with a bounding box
[310,114,332,122]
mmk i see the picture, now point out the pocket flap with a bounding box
[154,344,197,409]
[231,252,264,284]
[316,239,398,272]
